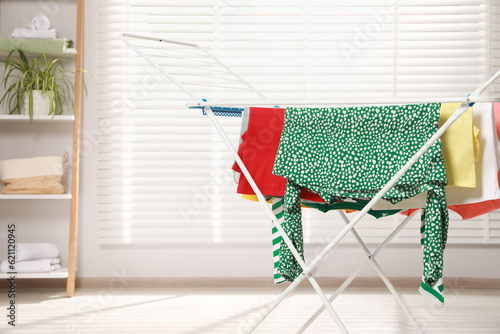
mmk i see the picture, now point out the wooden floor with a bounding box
[1,283,499,333]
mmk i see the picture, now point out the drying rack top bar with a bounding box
[186,96,500,108]
[121,32,199,48]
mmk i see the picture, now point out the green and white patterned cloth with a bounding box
[272,104,449,289]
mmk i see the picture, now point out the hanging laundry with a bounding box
[232,107,289,197]
[272,104,448,292]
[375,103,500,211]
[271,198,287,285]
[419,209,445,307]
[232,107,402,215]
[443,102,500,219]
[438,103,478,188]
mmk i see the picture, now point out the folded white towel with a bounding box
[16,243,59,261]
[11,28,58,39]
[33,15,51,30]
[1,258,61,273]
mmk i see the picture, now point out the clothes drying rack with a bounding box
[120,32,500,333]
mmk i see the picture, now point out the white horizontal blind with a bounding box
[491,1,500,96]
[98,0,500,245]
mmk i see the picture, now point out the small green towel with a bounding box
[0,38,73,54]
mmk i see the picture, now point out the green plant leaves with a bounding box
[1,48,83,121]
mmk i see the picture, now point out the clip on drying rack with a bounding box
[194,99,244,117]
[120,32,500,333]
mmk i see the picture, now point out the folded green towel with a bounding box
[0,38,74,54]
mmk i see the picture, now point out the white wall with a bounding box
[1,1,499,280]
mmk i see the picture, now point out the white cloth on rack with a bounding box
[16,243,60,261]
[374,103,500,210]
[1,258,61,273]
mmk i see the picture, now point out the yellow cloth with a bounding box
[439,103,480,188]
[242,194,272,203]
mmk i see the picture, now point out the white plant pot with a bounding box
[21,90,52,116]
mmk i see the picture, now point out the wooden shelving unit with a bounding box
[0,0,84,297]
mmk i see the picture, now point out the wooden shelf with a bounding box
[0,194,71,200]
[0,114,74,123]
[0,268,68,279]
[0,0,83,298]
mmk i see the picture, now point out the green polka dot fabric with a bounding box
[272,104,448,287]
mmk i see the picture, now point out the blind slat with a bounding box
[98,0,500,245]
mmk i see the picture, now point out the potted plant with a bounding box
[0,48,86,121]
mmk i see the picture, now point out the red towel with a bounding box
[232,107,324,202]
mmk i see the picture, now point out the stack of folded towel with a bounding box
[12,15,58,39]
[0,15,73,54]
[1,243,61,273]
[0,154,68,195]
[0,15,74,54]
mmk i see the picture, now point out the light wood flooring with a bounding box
[0,280,499,333]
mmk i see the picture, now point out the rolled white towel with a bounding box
[11,28,58,39]
[1,258,61,273]
[33,15,51,30]
[16,243,59,261]
[25,22,35,30]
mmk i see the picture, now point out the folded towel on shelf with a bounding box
[10,15,57,39]
[0,37,73,54]
[0,154,68,194]
[1,175,66,194]
[0,154,68,180]
[16,243,60,261]
[11,28,58,39]
[1,258,61,273]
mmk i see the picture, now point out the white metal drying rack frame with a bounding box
[120,32,500,333]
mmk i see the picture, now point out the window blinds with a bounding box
[98,0,500,245]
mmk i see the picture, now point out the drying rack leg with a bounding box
[338,211,423,333]
[202,108,348,333]
[296,211,423,334]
